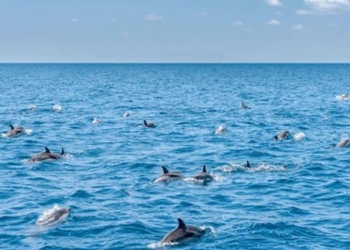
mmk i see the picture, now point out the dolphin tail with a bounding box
[61,148,65,155]
[246,160,251,169]
[10,124,14,130]
[44,146,51,153]
[143,120,147,126]
[177,218,187,232]
[202,165,207,173]
[274,135,278,140]
[161,166,169,174]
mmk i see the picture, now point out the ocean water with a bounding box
[0,63,349,249]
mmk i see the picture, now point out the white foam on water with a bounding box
[52,104,62,112]
[335,94,349,101]
[92,117,100,124]
[293,132,305,141]
[25,129,33,135]
[218,162,246,172]
[147,241,178,249]
[249,163,287,172]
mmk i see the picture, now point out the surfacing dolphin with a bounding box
[4,124,24,137]
[36,204,71,227]
[274,130,290,141]
[240,101,251,109]
[246,160,251,169]
[193,165,214,183]
[143,120,156,128]
[215,125,226,134]
[161,218,205,244]
[333,138,350,148]
[29,146,65,162]
[155,166,184,183]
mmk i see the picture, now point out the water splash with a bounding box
[52,104,62,112]
[293,132,305,141]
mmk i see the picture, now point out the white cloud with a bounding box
[296,0,350,14]
[292,24,304,30]
[296,9,314,15]
[145,14,163,21]
[71,18,78,22]
[276,11,284,15]
[234,21,244,26]
[305,0,349,10]
[266,0,283,6]
[267,19,281,25]
[202,12,208,16]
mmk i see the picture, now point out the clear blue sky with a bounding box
[0,0,349,63]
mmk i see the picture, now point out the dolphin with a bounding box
[143,120,156,128]
[334,138,350,148]
[29,147,65,162]
[215,125,226,134]
[155,166,184,183]
[193,165,214,182]
[240,101,251,109]
[161,218,205,244]
[92,117,100,124]
[36,205,71,227]
[4,124,24,137]
[341,93,349,100]
[246,160,251,169]
[274,130,290,141]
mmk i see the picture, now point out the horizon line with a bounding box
[0,62,350,64]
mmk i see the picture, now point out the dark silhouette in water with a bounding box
[143,120,156,128]
[29,147,65,162]
[193,165,214,183]
[274,130,290,141]
[155,166,184,183]
[4,124,24,137]
[161,218,205,244]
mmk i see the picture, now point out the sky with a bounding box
[0,0,349,63]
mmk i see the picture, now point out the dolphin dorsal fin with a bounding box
[202,165,207,173]
[143,120,147,126]
[246,160,251,169]
[44,147,51,153]
[177,218,187,232]
[10,124,14,130]
[61,148,65,155]
[162,166,169,174]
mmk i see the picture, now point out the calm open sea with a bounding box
[0,63,349,249]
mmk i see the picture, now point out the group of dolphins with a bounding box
[3,124,65,162]
[273,129,349,147]
[4,97,349,246]
[3,116,211,245]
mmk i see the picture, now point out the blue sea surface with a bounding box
[0,63,350,249]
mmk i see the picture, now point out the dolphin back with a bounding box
[161,218,205,244]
